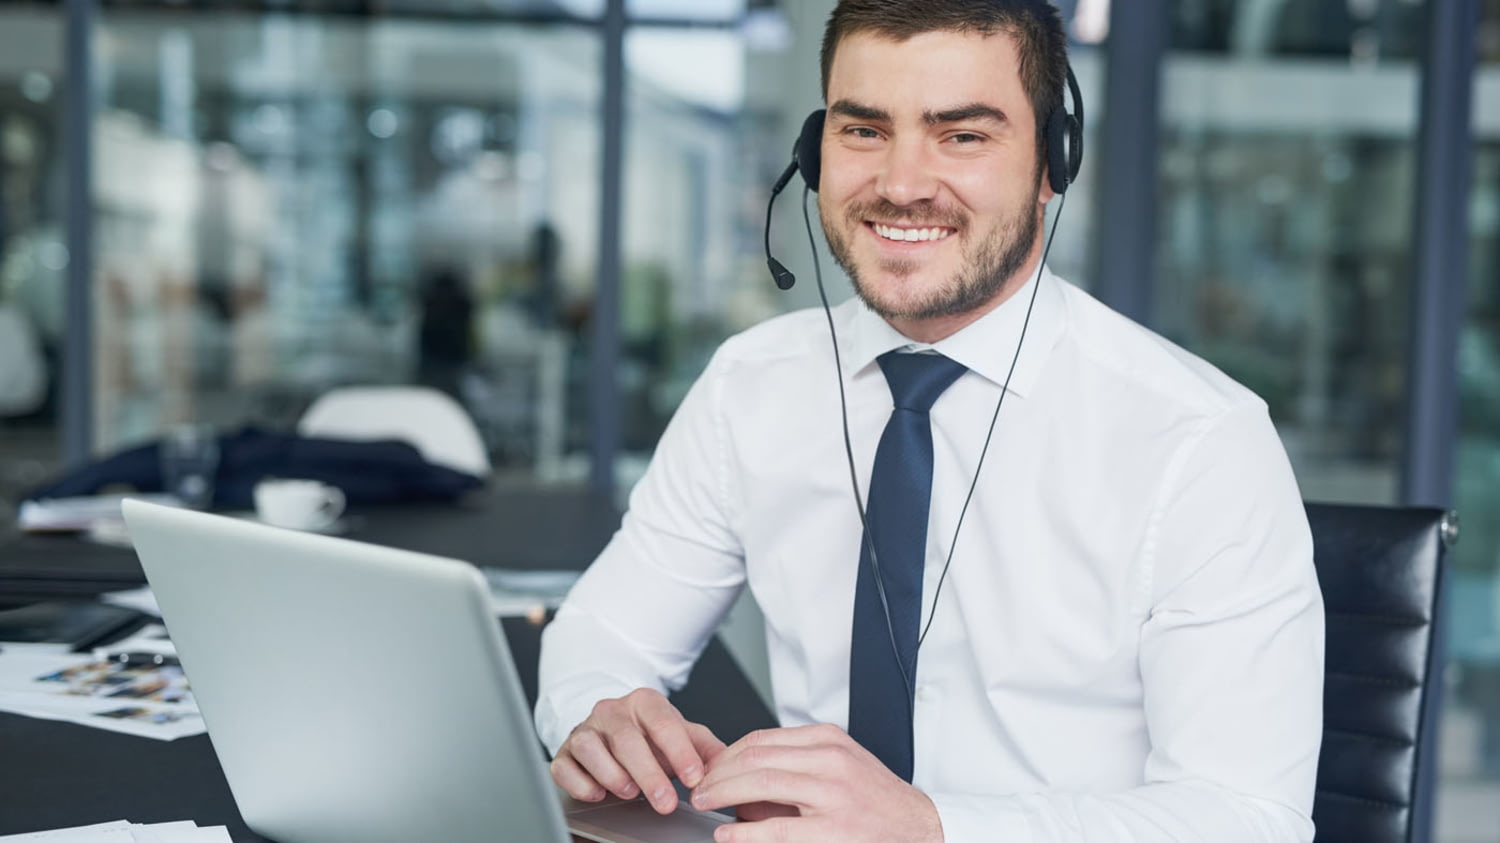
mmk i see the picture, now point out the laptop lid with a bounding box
[123,499,723,843]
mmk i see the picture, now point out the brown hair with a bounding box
[820,0,1069,158]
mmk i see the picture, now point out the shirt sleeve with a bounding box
[930,402,1324,842]
[535,349,749,755]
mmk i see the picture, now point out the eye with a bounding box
[949,132,985,144]
[846,126,881,140]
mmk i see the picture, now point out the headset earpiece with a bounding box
[1044,106,1071,196]
[1045,64,1086,196]
[795,109,827,193]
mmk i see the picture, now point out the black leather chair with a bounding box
[1306,502,1457,843]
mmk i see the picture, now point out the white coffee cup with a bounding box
[253,479,346,531]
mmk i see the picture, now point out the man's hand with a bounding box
[690,723,943,842]
[550,688,726,814]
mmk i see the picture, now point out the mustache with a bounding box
[845,199,967,230]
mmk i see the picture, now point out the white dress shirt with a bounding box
[536,267,1325,842]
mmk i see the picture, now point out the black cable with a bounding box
[918,189,1067,648]
[800,186,915,715]
[803,185,1070,713]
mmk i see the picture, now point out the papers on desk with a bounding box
[0,637,204,741]
[16,494,179,534]
[0,567,575,742]
[0,820,231,841]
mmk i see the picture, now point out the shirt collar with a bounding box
[840,264,1066,399]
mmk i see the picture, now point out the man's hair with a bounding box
[819,0,1069,160]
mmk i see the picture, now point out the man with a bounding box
[536,1,1325,840]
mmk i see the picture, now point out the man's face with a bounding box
[819,29,1051,340]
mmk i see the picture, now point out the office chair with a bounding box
[1305,502,1456,843]
[298,385,492,478]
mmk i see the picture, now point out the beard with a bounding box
[821,172,1043,322]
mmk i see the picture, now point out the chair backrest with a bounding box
[298,386,491,478]
[1306,502,1455,843]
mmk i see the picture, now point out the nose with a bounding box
[875,137,939,207]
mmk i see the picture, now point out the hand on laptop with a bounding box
[688,723,942,843]
[550,687,726,815]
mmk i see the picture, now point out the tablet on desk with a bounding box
[121,499,729,843]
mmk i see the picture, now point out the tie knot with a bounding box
[877,351,967,412]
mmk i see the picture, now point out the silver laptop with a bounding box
[122,499,730,843]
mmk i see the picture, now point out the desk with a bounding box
[0,617,777,841]
[0,488,777,839]
[0,488,623,602]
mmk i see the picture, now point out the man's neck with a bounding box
[884,249,1045,345]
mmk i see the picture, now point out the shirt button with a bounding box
[915,685,934,703]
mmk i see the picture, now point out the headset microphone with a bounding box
[762,110,828,291]
[764,160,800,290]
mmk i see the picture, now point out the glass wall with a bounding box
[1450,2,1500,838]
[1160,1,1499,839]
[618,24,755,478]
[0,5,65,515]
[1159,0,1423,505]
[89,8,602,484]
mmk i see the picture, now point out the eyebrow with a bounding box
[829,99,890,123]
[926,103,1009,126]
[828,99,1009,127]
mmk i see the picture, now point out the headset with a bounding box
[764,60,1084,290]
[758,3,1088,741]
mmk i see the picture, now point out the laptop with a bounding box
[121,499,730,843]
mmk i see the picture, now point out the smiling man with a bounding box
[535,2,1325,841]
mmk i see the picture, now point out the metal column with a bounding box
[1401,3,1478,840]
[1089,0,1169,324]
[1400,0,1478,509]
[62,0,96,465]
[589,0,626,497]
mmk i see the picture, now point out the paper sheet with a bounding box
[16,494,179,533]
[0,820,231,841]
[0,643,203,741]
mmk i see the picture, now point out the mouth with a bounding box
[868,222,957,244]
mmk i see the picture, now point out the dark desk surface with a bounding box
[0,487,624,601]
[0,618,777,841]
[0,487,777,839]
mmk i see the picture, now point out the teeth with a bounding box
[874,224,952,243]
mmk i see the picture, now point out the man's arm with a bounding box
[536,348,749,812]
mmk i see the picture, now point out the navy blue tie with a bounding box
[847,351,967,782]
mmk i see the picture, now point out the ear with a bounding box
[1038,162,1056,204]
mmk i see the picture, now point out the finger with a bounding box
[734,801,799,822]
[637,707,715,789]
[565,727,642,801]
[607,727,680,813]
[715,723,849,766]
[693,762,827,815]
[689,721,729,767]
[698,741,844,794]
[714,815,826,843]
[548,753,607,802]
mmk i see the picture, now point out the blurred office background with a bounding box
[0,0,1496,837]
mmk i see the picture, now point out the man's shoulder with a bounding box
[1057,280,1265,418]
[712,305,843,367]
